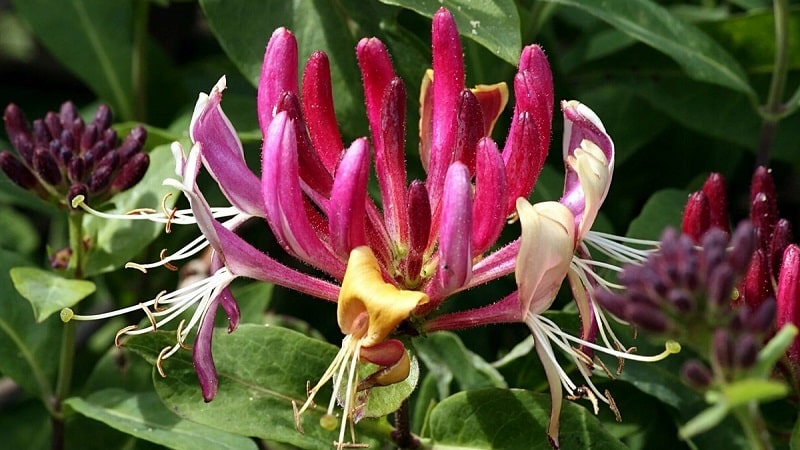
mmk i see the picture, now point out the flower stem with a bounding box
[132,0,149,122]
[732,402,773,450]
[756,0,790,166]
[391,398,419,449]
[67,211,84,279]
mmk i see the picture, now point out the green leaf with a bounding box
[82,143,179,277]
[0,250,60,398]
[125,325,389,449]
[0,205,40,255]
[678,401,730,440]
[754,324,798,378]
[65,389,258,450]
[358,351,419,419]
[198,0,366,139]
[379,0,521,65]
[544,0,755,96]
[10,267,96,322]
[719,379,789,408]
[426,388,627,449]
[11,0,134,119]
[626,188,689,240]
[413,331,506,399]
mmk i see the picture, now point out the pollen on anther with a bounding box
[156,346,171,377]
[159,249,179,271]
[125,262,148,273]
[161,193,177,233]
[153,289,168,312]
[176,319,192,350]
[115,325,138,348]
[139,303,158,330]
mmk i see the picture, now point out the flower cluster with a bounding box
[1,102,149,208]
[63,7,676,449]
[682,167,800,380]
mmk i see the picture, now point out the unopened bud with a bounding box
[33,146,62,185]
[682,191,710,243]
[111,152,149,192]
[59,128,75,152]
[729,221,756,274]
[98,149,119,171]
[776,245,800,364]
[92,104,112,131]
[666,288,692,313]
[706,264,735,307]
[32,119,50,146]
[712,329,734,369]
[745,298,776,334]
[682,359,713,389]
[67,157,85,183]
[4,103,31,143]
[44,111,63,141]
[734,333,758,370]
[102,128,117,148]
[627,304,671,333]
[595,289,628,319]
[743,249,773,309]
[87,165,112,193]
[59,101,78,125]
[769,219,792,279]
[118,132,143,161]
[80,124,98,151]
[702,173,729,232]
[751,193,777,251]
[0,152,39,189]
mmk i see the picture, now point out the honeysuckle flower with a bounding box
[777,244,800,371]
[65,7,560,447]
[424,99,676,448]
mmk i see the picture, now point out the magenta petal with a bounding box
[518,45,554,139]
[258,28,298,132]
[329,138,369,258]
[777,244,800,364]
[210,253,241,333]
[377,78,409,245]
[562,100,614,166]
[435,162,473,295]
[405,180,431,284]
[428,8,465,210]
[502,110,540,213]
[302,51,343,173]
[275,92,333,195]
[357,37,397,154]
[193,294,219,402]
[471,137,507,255]
[192,83,265,216]
[261,112,344,277]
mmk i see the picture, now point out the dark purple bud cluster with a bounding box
[597,222,756,335]
[597,221,776,390]
[1,102,149,208]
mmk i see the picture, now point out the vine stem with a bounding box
[132,0,149,122]
[732,403,773,450]
[392,397,419,449]
[756,0,790,166]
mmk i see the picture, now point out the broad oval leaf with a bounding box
[125,325,394,449]
[82,143,179,277]
[626,188,689,240]
[65,389,258,450]
[0,250,60,398]
[10,267,96,323]
[544,0,755,96]
[427,388,627,449]
[11,0,134,119]
[379,0,522,65]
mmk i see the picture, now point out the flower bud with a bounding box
[32,119,50,146]
[742,249,773,308]
[627,304,671,333]
[769,219,792,279]
[706,264,735,307]
[728,221,756,274]
[44,111,63,141]
[111,152,149,193]
[33,146,62,185]
[734,333,758,370]
[702,173,729,232]
[712,328,733,369]
[67,183,88,209]
[0,151,39,189]
[745,297,776,334]
[87,164,112,193]
[80,124,98,151]
[776,244,800,364]
[682,191,710,242]
[92,104,112,131]
[682,359,713,389]
[67,157,85,183]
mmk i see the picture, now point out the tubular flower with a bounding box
[64,7,559,447]
[424,100,676,448]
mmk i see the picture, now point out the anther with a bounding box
[606,389,622,422]
[176,319,192,350]
[159,249,179,271]
[139,303,158,330]
[114,325,139,348]
[126,207,157,215]
[124,262,148,273]
[161,193,177,233]
[153,289,167,312]
[156,346,171,377]
[292,401,305,433]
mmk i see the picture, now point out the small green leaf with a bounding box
[65,389,258,450]
[379,0,521,65]
[10,267,96,323]
[427,388,627,449]
[125,325,389,449]
[720,379,789,408]
[11,0,134,119]
[359,352,419,419]
[0,205,40,255]
[544,0,755,96]
[754,324,798,378]
[0,250,60,398]
[679,401,730,440]
[413,331,506,399]
[82,143,179,277]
